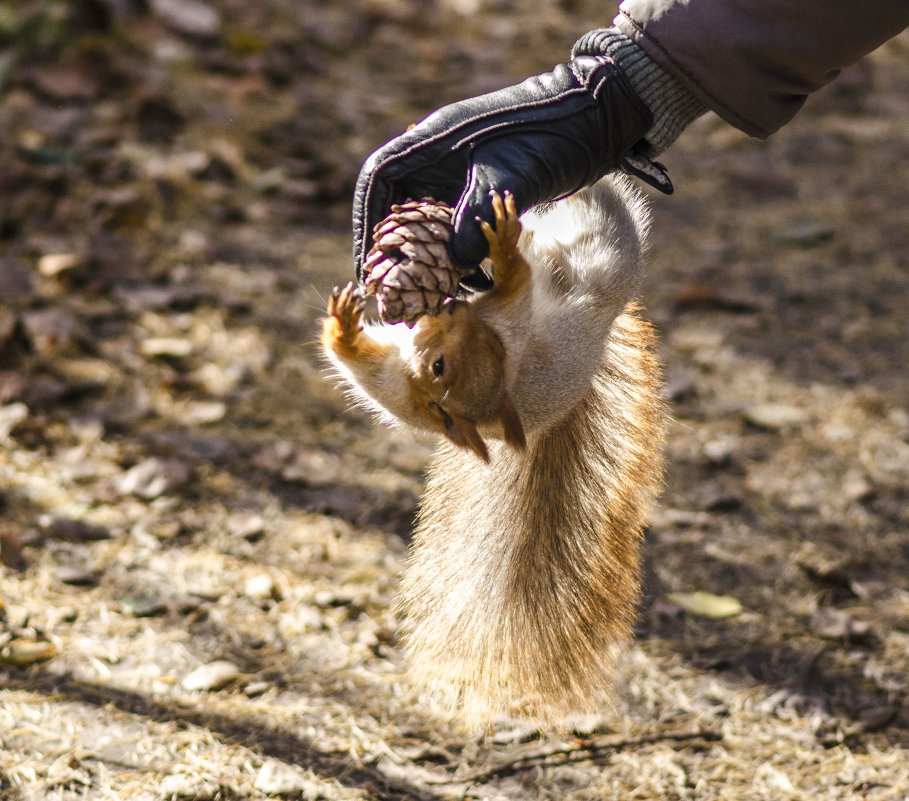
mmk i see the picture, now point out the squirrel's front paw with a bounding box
[479,191,521,263]
[325,282,365,343]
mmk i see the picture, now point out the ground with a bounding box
[0,2,907,799]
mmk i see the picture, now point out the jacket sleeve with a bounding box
[614,0,909,137]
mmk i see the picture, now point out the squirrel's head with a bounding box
[407,299,525,462]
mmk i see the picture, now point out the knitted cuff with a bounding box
[572,28,706,154]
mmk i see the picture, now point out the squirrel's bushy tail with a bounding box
[397,308,666,725]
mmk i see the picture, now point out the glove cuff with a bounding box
[573,28,706,154]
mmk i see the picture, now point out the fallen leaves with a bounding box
[254,759,318,796]
[149,0,222,38]
[181,659,242,691]
[118,457,192,499]
[121,594,168,618]
[0,3,906,801]
[24,57,104,101]
[53,563,100,586]
[810,608,875,644]
[0,403,28,440]
[0,636,56,667]
[0,600,57,666]
[742,403,810,431]
[0,526,24,571]
[666,591,744,619]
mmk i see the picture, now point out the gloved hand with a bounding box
[353,55,673,287]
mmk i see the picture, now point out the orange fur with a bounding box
[322,177,666,726]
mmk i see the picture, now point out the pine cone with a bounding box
[362,199,462,326]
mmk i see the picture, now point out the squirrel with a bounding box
[321,176,667,724]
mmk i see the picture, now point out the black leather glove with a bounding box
[353,55,673,286]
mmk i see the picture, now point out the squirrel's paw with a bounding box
[479,191,521,264]
[326,282,365,341]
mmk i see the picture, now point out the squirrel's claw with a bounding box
[480,190,521,261]
[327,282,366,338]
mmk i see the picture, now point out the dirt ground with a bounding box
[1,2,908,799]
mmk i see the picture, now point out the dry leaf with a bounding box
[667,591,743,619]
[182,660,241,691]
[0,637,57,666]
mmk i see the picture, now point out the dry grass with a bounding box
[1,3,908,799]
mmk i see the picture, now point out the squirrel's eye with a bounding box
[432,356,445,377]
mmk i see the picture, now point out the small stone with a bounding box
[694,485,742,512]
[26,59,101,100]
[674,281,761,313]
[858,705,896,731]
[38,253,82,277]
[251,441,295,474]
[175,400,226,426]
[774,220,835,247]
[702,438,736,464]
[0,404,28,440]
[97,394,153,427]
[0,310,18,350]
[172,594,209,614]
[115,285,205,313]
[21,376,68,407]
[181,660,241,691]
[743,403,809,430]
[313,590,361,608]
[795,547,858,594]
[122,594,168,617]
[254,759,311,795]
[810,608,873,643]
[0,637,57,666]
[119,458,191,499]
[280,450,343,486]
[22,308,84,354]
[148,430,236,462]
[0,527,24,570]
[244,573,275,600]
[842,473,875,502]
[663,367,696,402]
[140,337,193,358]
[40,515,113,542]
[150,0,221,37]
[226,512,266,540]
[0,258,35,299]
[159,774,215,799]
[244,681,270,697]
[55,565,101,587]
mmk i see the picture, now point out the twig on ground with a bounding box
[445,727,723,785]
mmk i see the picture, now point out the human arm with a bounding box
[353,1,908,282]
[613,0,909,137]
[352,54,671,284]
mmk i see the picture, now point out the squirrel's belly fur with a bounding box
[399,307,666,724]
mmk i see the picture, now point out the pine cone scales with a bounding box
[362,199,461,325]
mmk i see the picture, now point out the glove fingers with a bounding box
[354,132,472,278]
[450,135,570,270]
[450,180,493,270]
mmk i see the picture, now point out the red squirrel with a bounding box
[322,177,666,724]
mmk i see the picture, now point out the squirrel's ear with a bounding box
[443,410,490,462]
[498,391,526,451]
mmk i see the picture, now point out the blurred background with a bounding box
[1,2,908,799]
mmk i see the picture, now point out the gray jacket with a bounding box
[615,0,909,137]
